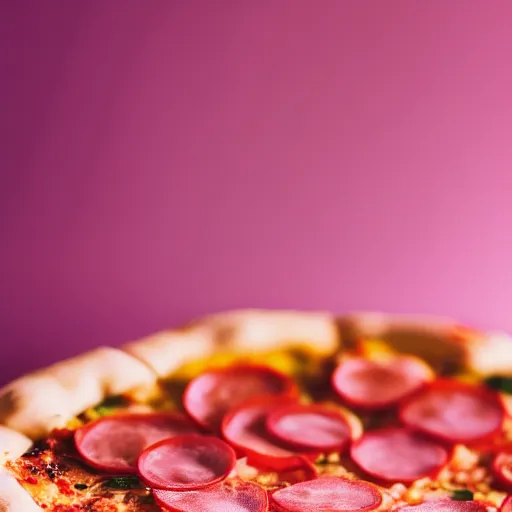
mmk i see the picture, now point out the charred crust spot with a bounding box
[45,462,62,480]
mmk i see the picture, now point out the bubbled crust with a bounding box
[338,311,511,376]
[0,347,157,439]
[123,309,340,379]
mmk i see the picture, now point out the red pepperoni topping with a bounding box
[492,452,512,489]
[396,499,488,511]
[350,427,448,483]
[271,476,382,512]
[137,434,236,490]
[74,413,199,473]
[222,397,309,471]
[501,495,512,512]
[331,355,433,410]
[400,380,505,444]
[266,404,352,452]
[184,364,298,432]
[153,480,268,512]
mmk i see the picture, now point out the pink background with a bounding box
[1,1,512,384]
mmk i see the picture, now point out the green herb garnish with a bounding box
[484,376,512,395]
[451,489,474,501]
[94,395,130,417]
[103,476,141,490]
[74,483,88,490]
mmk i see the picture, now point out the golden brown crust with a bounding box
[338,311,512,376]
[338,312,464,361]
[0,469,41,511]
[124,309,340,378]
[0,347,156,439]
[123,328,215,379]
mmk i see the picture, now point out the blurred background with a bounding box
[1,1,512,384]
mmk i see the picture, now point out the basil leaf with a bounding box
[451,489,474,501]
[74,483,88,490]
[103,476,141,489]
[484,376,512,395]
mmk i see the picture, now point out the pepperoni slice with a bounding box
[399,380,505,444]
[153,480,268,512]
[396,499,488,511]
[501,495,512,512]
[331,355,433,409]
[137,434,236,490]
[266,404,352,452]
[74,413,199,473]
[271,476,382,512]
[492,452,512,489]
[222,396,310,471]
[350,427,448,483]
[184,364,298,432]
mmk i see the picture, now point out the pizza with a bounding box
[1,309,512,512]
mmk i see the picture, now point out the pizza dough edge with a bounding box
[123,309,341,378]
[339,311,512,376]
[0,467,41,512]
[0,426,31,466]
[0,347,158,439]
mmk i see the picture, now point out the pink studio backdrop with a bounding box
[1,1,512,384]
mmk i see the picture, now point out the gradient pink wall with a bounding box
[1,1,512,384]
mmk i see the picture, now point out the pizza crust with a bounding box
[0,468,41,511]
[465,330,512,376]
[0,427,31,465]
[0,347,156,439]
[339,311,512,376]
[123,309,340,378]
[123,328,215,379]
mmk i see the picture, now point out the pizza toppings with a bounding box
[492,452,512,489]
[74,413,199,473]
[137,434,236,490]
[270,476,383,512]
[395,499,489,511]
[10,328,512,512]
[153,479,268,512]
[222,397,309,471]
[183,364,297,432]
[501,495,512,511]
[350,427,449,483]
[265,404,352,452]
[451,490,475,501]
[331,355,434,409]
[400,380,505,443]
